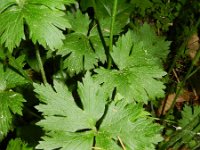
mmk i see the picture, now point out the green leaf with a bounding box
[6,138,32,150]
[35,72,162,149]
[0,62,27,141]
[0,91,25,141]
[35,72,106,149]
[58,33,98,74]
[161,105,200,149]
[0,0,72,52]
[0,8,25,51]
[95,25,168,103]
[95,67,166,103]
[178,105,200,127]
[7,54,30,81]
[67,10,90,35]
[58,11,106,74]
[0,63,27,91]
[96,101,163,150]
[34,81,90,132]
[23,4,70,50]
[77,72,106,121]
[131,23,171,62]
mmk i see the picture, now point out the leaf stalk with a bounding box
[35,44,47,84]
[107,0,118,69]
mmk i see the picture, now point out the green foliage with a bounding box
[80,0,132,36]
[95,101,163,150]
[34,72,162,150]
[177,105,200,149]
[0,0,199,149]
[161,105,200,149]
[0,91,25,141]
[131,0,182,32]
[95,24,169,103]
[6,138,32,150]
[57,11,103,74]
[0,63,27,141]
[179,105,200,127]
[0,0,74,52]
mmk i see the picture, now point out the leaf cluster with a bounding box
[1,0,199,149]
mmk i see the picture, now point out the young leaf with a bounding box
[0,0,73,52]
[6,138,32,150]
[95,25,168,103]
[35,72,163,149]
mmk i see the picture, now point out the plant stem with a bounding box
[24,106,42,119]
[187,65,200,79]
[166,48,200,116]
[92,0,109,66]
[107,0,118,69]
[35,44,47,84]
[168,42,187,74]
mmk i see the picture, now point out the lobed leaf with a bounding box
[34,72,106,132]
[0,0,72,52]
[96,100,163,150]
[0,63,27,91]
[178,105,200,127]
[95,25,169,103]
[34,80,91,132]
[58,33,98,74]
[58,11,106,74]
[131,23,171,62]
[35,72,163,149]
[0,8,25,51]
